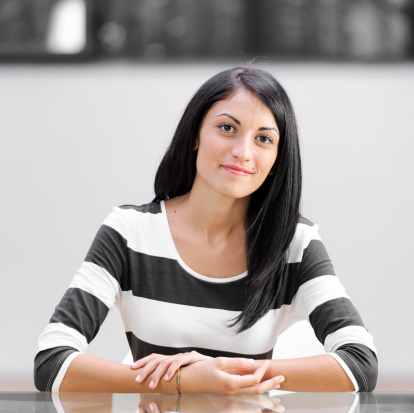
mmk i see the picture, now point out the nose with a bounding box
[231,136,252,162]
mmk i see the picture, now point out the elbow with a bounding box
[34,352,49,392]
[336,344,378,392]
[362,354,378,392]
[34,346,77,392]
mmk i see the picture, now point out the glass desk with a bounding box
[0,391,413,412]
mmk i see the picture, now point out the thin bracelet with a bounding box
[176,366,183,394]
[175,393,181,412]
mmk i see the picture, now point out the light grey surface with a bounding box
[0,63,413,386]
[1,392,413,413]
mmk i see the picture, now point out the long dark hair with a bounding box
[154,67,301,332]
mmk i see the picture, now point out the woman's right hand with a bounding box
[179,357,284,394]
[131,351,212,388]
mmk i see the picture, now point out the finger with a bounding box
[223,360,270,389]
[237,374,284,395]
[131,353,161,369]
[164,352,208,381]
[215,357,256,370]
[135,358,170,383]
[148,358,175,388]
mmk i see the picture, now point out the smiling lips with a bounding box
[221,164,253,177]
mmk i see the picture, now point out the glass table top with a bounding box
[0,391,413,412]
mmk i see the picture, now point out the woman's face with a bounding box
[194,88,280,200]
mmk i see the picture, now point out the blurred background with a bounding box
[0,0,413,392]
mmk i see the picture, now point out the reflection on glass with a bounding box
[53,392,362,413]
[2,392,413,413]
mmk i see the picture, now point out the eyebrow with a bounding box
[217,113,279,134]
[217,113,240,125]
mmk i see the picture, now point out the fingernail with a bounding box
[247,358,254,365]
[274,384,280,390]
[164,373,169,380]
[275,406,285,413]
[135,374,141,382]
[149,403,154,411]
[278,376,285,383]
[149,380,154,388]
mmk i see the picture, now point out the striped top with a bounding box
[34,201,378,392]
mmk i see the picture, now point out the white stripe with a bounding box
[38,322,88,353]
[287,223,321,263]
[329,352,359,392]
[103,206,176,259]
[325,326,377,354]
[51,391,65,412]
[121,292,284,355]
[69,261,121,308]
[52,351,82,392]
[295,275,350,316]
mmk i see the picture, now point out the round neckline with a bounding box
[160,200,248,284]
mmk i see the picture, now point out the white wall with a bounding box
[0,62,413,388]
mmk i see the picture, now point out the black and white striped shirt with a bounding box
[35,201,378,392]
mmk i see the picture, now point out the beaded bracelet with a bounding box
[176,366,183,394]
[175,393,181,412]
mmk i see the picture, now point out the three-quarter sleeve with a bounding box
[293,221,378,391]
[34,207,128,391]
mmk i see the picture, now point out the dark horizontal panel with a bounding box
[126,331,273,362]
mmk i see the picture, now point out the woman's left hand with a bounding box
[131,351,211,389]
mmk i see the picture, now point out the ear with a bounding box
[193,137,199,150]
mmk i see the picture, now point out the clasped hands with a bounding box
[130,352,285,394]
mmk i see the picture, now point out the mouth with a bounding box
[221,164,253,177]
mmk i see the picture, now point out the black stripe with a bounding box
[297,239,335,281]
[34,346,77,392]
[85,224,129,289]
[120,202,161,214]
[126,332,273,361]
[309,297,365,344]
[129,252,248,311]
[49,288,109,344]
[280,240,336,307]
[335,343,378,392]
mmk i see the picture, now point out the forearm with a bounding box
[257,355,354,392]
[60,354,177,393]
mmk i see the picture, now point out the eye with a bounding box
[255,134,273,145]
[218,123,236,133]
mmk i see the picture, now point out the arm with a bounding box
[60,354,283,394]
[34,208,127,391]
[234,354,354,392]
[267,221,378,391]
[59,354,176,393]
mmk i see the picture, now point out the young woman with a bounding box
[34,67,378,393]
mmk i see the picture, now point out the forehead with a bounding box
[206,89,276,125]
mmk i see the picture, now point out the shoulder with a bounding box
[101,201,163,240]
[287,214,330,266]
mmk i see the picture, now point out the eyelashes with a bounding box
[218,122,274,144]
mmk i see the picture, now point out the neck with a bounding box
[170,181,250,245]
